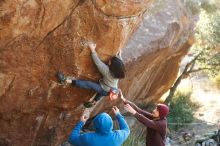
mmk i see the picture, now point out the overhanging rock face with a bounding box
[0,0,195,145]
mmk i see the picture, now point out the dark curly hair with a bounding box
[109,56,125,79]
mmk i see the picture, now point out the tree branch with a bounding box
[188,67,211,73]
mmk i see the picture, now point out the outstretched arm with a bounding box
[68,121,84,145]
[112,106,130,143]
[125,104,162,131]
[88,42,109,77]
[125,100,153,119]
[112,106,130,132]
[116,113,130,133]
[134,113,162,132]
[91,51,109,76]
[68,114,88,145]
[119,90,153,119]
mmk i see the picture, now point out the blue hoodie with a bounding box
[68,112,130,146]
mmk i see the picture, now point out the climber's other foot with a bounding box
[84,101,96,108]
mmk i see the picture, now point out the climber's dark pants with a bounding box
[72,80,109,101]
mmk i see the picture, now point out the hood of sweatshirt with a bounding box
[93,113,113,134]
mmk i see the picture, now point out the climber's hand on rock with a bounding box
[80,114,89,123]
[88,42,96,52]
[124,104,137,115]
[112,106,120,115]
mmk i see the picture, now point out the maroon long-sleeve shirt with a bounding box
[126,101,167,146]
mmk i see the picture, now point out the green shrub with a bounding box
[167,90,200,131]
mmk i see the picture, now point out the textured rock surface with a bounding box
[0,0,194,145]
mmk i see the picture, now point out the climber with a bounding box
[57,41,125,108]
[68,106,130,146]
[120,90,169,146]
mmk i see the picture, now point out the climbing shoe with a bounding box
[84,101,96,108]
[57,71,66,84]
